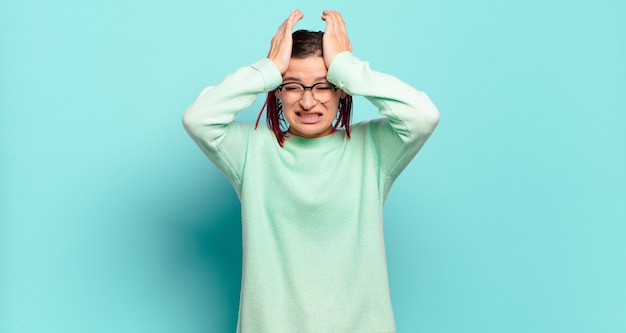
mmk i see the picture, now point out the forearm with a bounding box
[182,58,282,184]
[327,52,440,143]
[182,58,282,150]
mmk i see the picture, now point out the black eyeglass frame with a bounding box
[277,82,339,93]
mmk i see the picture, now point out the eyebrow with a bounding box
[282,76,328,82]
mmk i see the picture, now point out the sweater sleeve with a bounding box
[182,58,283,187]
[327,52,440,182]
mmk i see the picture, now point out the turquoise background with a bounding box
[1,0,625,332]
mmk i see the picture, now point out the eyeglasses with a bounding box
[277,82,339,103]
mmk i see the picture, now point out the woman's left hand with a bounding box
[321,10,352,68]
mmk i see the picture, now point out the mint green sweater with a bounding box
[183,52,439,333]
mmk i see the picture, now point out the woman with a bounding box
[183,9,439,333]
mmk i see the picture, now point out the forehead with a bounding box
[282,56,328,82]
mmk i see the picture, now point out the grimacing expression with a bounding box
[276,56,347,138]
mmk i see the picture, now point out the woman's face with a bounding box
[276,56,346,139]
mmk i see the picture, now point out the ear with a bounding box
[274,89,280,99]
[339,89,348,99]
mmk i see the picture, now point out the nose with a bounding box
[298,89,317,110]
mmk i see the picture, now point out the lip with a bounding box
[295,111,323,124]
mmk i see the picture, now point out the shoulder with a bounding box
[248,123,282,150]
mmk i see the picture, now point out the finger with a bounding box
[334,11,347,34]
[321,10,335,31]
[331,11,347,34]
[286,9,304,31]
[323,10,349,45]
[293,9,304,23]
[323,10,344,35]
[277,10,300,36]
[327,11,337,33]
[279,14,293,36]
[268,10,302,66]
[322,12,336,37]
[273,11,299,48]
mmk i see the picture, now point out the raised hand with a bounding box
[268,9,304,74]
[321,10,352,68]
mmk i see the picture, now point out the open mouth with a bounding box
[296,112,322,117]
[296,112,323,123]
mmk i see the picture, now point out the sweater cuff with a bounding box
[327,51,360,89]
[251,58,283,91]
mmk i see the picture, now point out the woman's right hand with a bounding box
[267,9,303,74]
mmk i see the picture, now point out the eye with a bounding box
[314,83,334,91]
[282,83,302,91]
